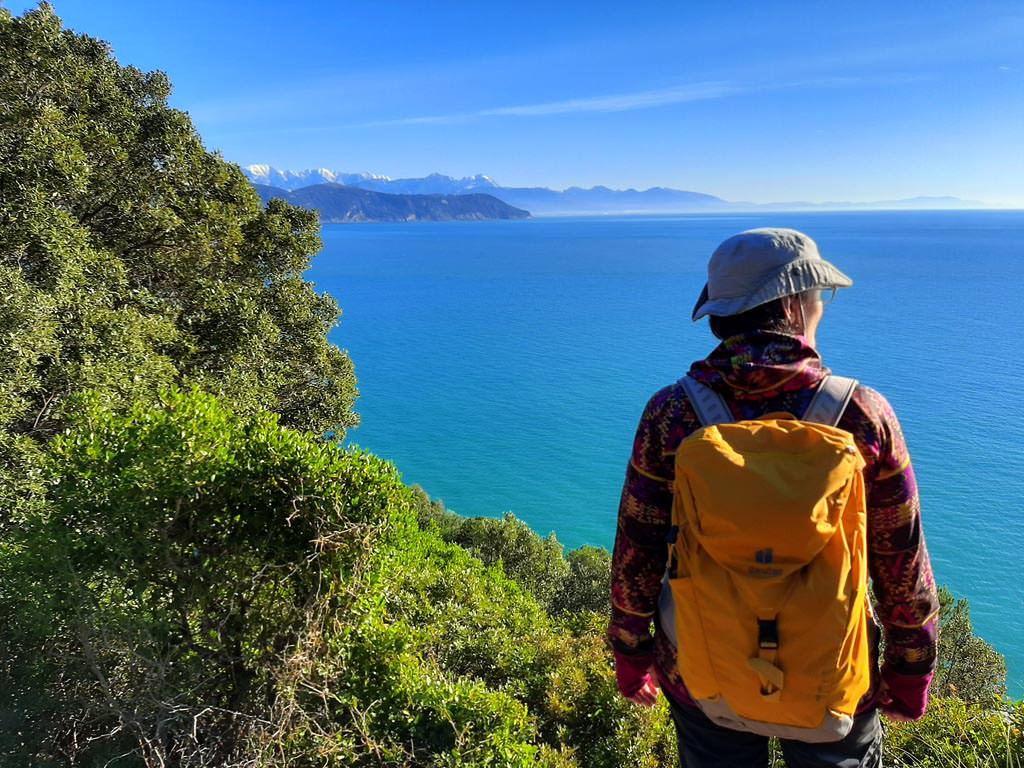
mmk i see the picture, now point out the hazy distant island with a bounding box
[253,182,530,222]
[245,164,988,217]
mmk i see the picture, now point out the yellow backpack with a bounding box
[658,375,872,743]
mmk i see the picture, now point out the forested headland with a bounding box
[0,6,1021,766]
[252,183,531,222]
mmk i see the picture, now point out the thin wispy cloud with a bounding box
[485,82,736,116]
[206,71,929,140]
[365,81,737,127]
[362,74,926,129]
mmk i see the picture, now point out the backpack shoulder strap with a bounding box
[802,375,859,427]
[682,375,733,427]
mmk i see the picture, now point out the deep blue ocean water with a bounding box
[306,211,1024,695]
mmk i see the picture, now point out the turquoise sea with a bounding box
[306,211,1024,695]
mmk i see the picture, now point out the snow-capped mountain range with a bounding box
[244,165,498,195]
[242,165,726,214]
[242,165,985,215]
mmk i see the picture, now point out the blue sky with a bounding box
[5,0,1023,204]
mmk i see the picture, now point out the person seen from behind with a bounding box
[608,229,939,767]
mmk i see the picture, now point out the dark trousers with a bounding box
[666,695,882,768]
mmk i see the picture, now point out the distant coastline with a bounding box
[253,182,530,223]
[244,165,990,217]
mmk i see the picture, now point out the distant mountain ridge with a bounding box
[253,183,529,222]
[242,165,986,214]
[246,165,499,195]
[245,165,391,190]
[243,165,726,214]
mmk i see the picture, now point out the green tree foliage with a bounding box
[416,501,612,617]
[0,4,357,458]
[449,513,571,611]
[560,546,613,616]
[0,389,409,765]
[933,586,1009,705]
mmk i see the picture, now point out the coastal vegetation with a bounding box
[0,5,1021,767]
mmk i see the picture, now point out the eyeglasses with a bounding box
[818,287,838,305]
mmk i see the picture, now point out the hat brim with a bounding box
[692,257,853,321]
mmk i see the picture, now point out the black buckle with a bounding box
[758,619,779,650]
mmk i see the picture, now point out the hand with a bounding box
[877,681,915,722]
[877,666,932,722]
[613,650,660,707]
[626,666,661,707]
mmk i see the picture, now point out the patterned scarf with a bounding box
[687,331,831,399]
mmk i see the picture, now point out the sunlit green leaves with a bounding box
[0,4,357,458]
[1,388,408,764]
[934,587,1009,706]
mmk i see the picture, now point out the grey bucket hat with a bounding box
[691,228,853,321]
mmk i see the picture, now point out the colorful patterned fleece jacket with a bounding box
[608,331,940,710]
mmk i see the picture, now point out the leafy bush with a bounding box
[0,388,412,765]
[447,513,570,612]
[256,528,564,766]
[254,524,674,767]
[416,499,611,617]
[557,546,613,616]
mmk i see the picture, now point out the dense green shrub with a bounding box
[558,546,613,616]
[416,500,611,617]
[447,513,570,612]
[0,389,412,765]
[253,524,673,767]
[254,529,562,766]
